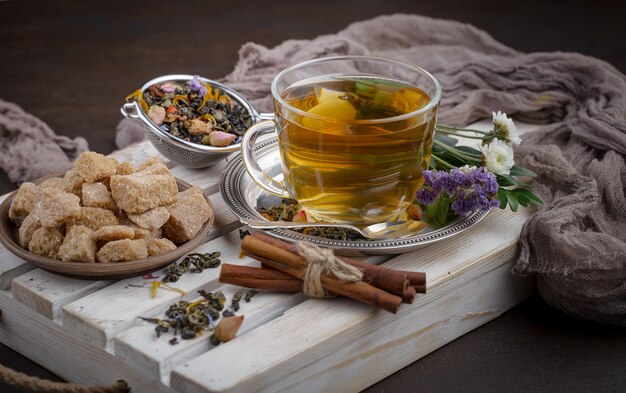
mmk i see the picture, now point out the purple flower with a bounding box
[190,75,208,97]
[416,166,499,216]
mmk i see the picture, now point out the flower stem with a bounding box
[435,129,486,140]
[434,140,482,163]
[431,154,455,169]
[436,124,489,134]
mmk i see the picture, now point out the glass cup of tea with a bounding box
[241,55,441,226]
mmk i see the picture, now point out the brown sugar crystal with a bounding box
[67,207,118,231]
[9,182,42,225]
[28,227,64,259]
[162,186,212,243]
[95,225,135,242]
[18,203,42,248]
[74,151,118,183]
[134,157,163,171]
[38,177,65,190]
[147,238,177,256]
[62,169,86,197]
[97,239,148,262]
[116,161,135,176]
[39,189,81,228]
[82,182,116,210]
[127,207,170,230]
[110,172,178,214]
[58,225,96,263]
[135,162,171,176]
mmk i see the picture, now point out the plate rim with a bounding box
[220,137,491,255]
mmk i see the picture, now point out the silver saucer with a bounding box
[220,138,490,256]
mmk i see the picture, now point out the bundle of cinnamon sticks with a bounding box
[218,232,426,313]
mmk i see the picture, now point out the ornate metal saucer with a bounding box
[220,138,490,256]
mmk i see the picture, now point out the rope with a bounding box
[0,363,130,393]
[295,241,363,297]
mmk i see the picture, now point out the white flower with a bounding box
[480,139,514,175]
[458,165,477,174]
[492,111,521,145]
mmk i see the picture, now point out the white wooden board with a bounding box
[0,120,539,393]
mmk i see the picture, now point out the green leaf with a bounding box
[496,175,520,187]
[455,145,482,157]
[506,190,519,212]
[514,188,544,206]
[516,194,530,207]
[497,188,508,210]
[509,165,537,177]
[434,133,458,146]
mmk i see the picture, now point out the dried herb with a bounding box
[162,252,221,282]
[231,291,244,312]
[257,200,367,241]
[128,76,252,147]
[244,289,257,303]
[140,287,256,345]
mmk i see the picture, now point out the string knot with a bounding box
[296,241,363,298]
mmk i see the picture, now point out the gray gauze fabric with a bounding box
[219,14,626,325]
[0,99,88,183]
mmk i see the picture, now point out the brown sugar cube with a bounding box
[96,239,148,263]
[67,207,118,231]
[147,238,177,256]
[95,225,135,242]
[58,225,96,262]
[136,162,171,176]
[39,189,81,228]
[110,172,178,214]
[116,161,135,176]
[127,207,170,231]
[9,182,42,225]
[28,227,64,259]
[162,187,212,243]
[132,226,162,240]
[118,215,161,240]
[18,203,42,248]
[39,177,65,190]
[63,169,85,197]
[82,182,116,210]
[74,151,118,183]
[135,156,163,171]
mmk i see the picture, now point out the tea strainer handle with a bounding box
[120,102,140,119]
[241,120,291,198]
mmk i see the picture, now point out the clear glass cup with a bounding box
[242,55,441,225]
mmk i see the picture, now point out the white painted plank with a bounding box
[61,229,254,348]
[271,256,533,393]
[0,193,35,289]
[207,193,242,239]
[0,246,34,290]
[169,153,236,195]
[11,269,111,320]
[0,291,176,393]
[114,285,305,382]
[170,208,531,393]
[108,140,166,165]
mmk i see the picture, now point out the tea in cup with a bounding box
[242,56,441,225]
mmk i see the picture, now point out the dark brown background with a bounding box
[1,1,625,392]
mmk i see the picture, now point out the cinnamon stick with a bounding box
[219,264,302,292]
[250,231,426,294]
[241,236,403,313]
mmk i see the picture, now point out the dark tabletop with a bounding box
[1,1,625,392]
